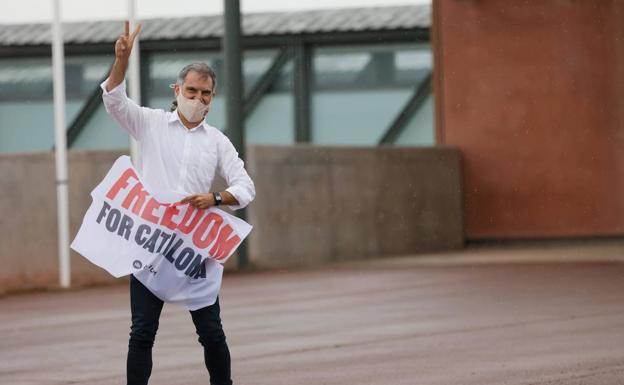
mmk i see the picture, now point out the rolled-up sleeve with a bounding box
[217,134,256,210]
[100,78,150,141]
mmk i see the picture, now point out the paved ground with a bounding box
[1,244,624,385]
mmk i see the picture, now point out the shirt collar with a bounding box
[169,109,206,132]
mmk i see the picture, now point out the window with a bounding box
[311,43,433,146]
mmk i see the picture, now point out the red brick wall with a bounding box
[433,0,624,238]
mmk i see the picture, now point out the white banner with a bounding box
[71,155,252,290]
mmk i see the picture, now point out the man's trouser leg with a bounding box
[190,298,233,385]
[127,275,164,385]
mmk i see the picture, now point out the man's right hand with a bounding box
[106,21,142,92]
[115,21,142,62]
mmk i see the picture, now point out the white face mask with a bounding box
[176,92,210,123]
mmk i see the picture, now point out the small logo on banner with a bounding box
[133,260,143,269]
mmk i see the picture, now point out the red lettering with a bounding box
[160,204,181,231]
[209,225,240,261]
[192,212,223,249]
[121,182,149,215]
[106,168,138,200]
[177,206,204,234]
[140,198,165,225]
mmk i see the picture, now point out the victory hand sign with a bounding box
[106,21,142,92]
[115,21,142,61]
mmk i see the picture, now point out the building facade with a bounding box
[433,0,624,239]
[0,5,433,153]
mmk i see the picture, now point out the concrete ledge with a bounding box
[246,145,464,268]
[0,150,126,294]
[0,145,464,293]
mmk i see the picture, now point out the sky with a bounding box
[0,0,430,24]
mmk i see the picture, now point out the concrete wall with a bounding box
[246,145,463,268]
[433,0,624,239]
[0,150,126,294]
[0,146,463,294]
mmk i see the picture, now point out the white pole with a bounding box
[51,0,71,288]
[128,0,142,171]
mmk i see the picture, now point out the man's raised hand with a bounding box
[115,21,142,62]
[105,21,142,92]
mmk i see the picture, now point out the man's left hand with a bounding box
[180,193,215,209]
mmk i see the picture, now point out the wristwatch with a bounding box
[213,192,222,206]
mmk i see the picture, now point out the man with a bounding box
[101,21,255,385]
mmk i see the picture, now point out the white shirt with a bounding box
[100,78,255,310]
[100,79,255,211]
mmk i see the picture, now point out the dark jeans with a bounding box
[127,275,232,385]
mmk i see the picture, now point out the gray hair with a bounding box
[171,62,217,111]
[176,62,217,88]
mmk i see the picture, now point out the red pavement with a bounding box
[1,245,624,385]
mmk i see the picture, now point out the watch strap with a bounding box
[213,192,222,206]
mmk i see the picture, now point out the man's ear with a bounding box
[174,84,180,96]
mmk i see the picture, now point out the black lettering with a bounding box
[192,260,207,279]
[143,264,157,276]
[96,201,111,224]
[117,215,134,240]
[174,248,195,271]
[185,254,203,276]
[161,233,177,255]
[164,239,184,263]
[135,224,151,246]
[105,209,121,232]
[142,229,161,253]
[156,232,172,253]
